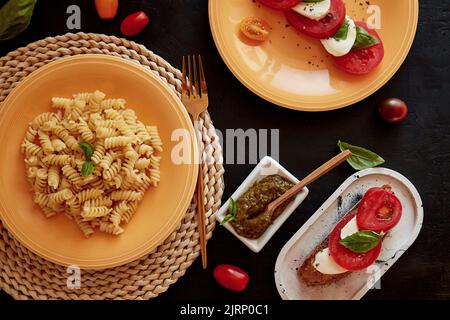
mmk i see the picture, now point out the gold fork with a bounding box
[181,55,209,269]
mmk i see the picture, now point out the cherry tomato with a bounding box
[120,11,149,37]
[285,0,346,39]
[356,187,402,233]
[329,211,382,271]
[258,0,300,10]
[95,0,118,19]
[213,264,250,292]
[240,17,271,42]
[333,22,384,75]
[379,98,409,123]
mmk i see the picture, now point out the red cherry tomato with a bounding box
[284,0,346,39]
[329,211,382,271]
[333,22,384,75]
[258,0,300,10]
[213,264,250,292]
[379,98,408,123]
[356,187,402,233]
[120,11,149,37]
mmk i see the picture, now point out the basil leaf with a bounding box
[81,161,94,177]
[340,231,385,253]
[352,25,380,49]
[0,0,37,41]
[333,19,349,41]
[220,198,237,226]
[79,141,94,161]
[338,140,385,170]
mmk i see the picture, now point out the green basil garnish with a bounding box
[338,140,385,170]
[0,0,37,41]
[352,25,380,49]
[81,161,94,177]
[79,141,94,161]
[79,142,94,177]
[333,19,349,41]
[340,230,385,253]
[220,198,237,226]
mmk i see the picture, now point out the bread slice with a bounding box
[298,237,351,286]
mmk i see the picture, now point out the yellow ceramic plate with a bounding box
[209,0,418,111]
[0,55,198,269]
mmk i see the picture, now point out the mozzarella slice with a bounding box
[321,16,357,57]
[313,248,348,275]
[292,0,331,21]
[340,215,359,239]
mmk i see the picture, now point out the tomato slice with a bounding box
[284,0,346,39]
[329,211,382,271]
[258,0,300,10]
[333,22,384,75]
[240,17,271,42]
[356,187,402,233]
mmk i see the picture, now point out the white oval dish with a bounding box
[274,168,423,300]
[215,156,309,253]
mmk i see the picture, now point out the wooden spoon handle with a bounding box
[266,150,352,213]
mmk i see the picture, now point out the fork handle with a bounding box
[196,162,207,269]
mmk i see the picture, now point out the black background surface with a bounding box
[0,0,449,300]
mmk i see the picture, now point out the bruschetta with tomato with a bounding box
[258,0,384,75]
[298,186,402,286]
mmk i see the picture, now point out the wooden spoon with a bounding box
[265,150,353,216]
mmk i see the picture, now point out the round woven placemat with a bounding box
[0,33,224,300]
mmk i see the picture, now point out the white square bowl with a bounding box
[215,156,309,253]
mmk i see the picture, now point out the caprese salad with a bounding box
[298,186,402,286]
[257,0,385,75]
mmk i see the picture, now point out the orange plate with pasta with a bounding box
[0,55,198,269]
[209,0,418,111]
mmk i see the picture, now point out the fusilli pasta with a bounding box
[22,91,163,237]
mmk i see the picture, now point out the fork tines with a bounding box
[182,55,207,98]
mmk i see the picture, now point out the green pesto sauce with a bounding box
[231,174,294,239]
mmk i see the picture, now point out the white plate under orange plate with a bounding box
[209,0,418,111]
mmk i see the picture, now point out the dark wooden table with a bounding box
[1,0,449,300]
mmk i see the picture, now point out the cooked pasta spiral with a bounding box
[22,91,163,237]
